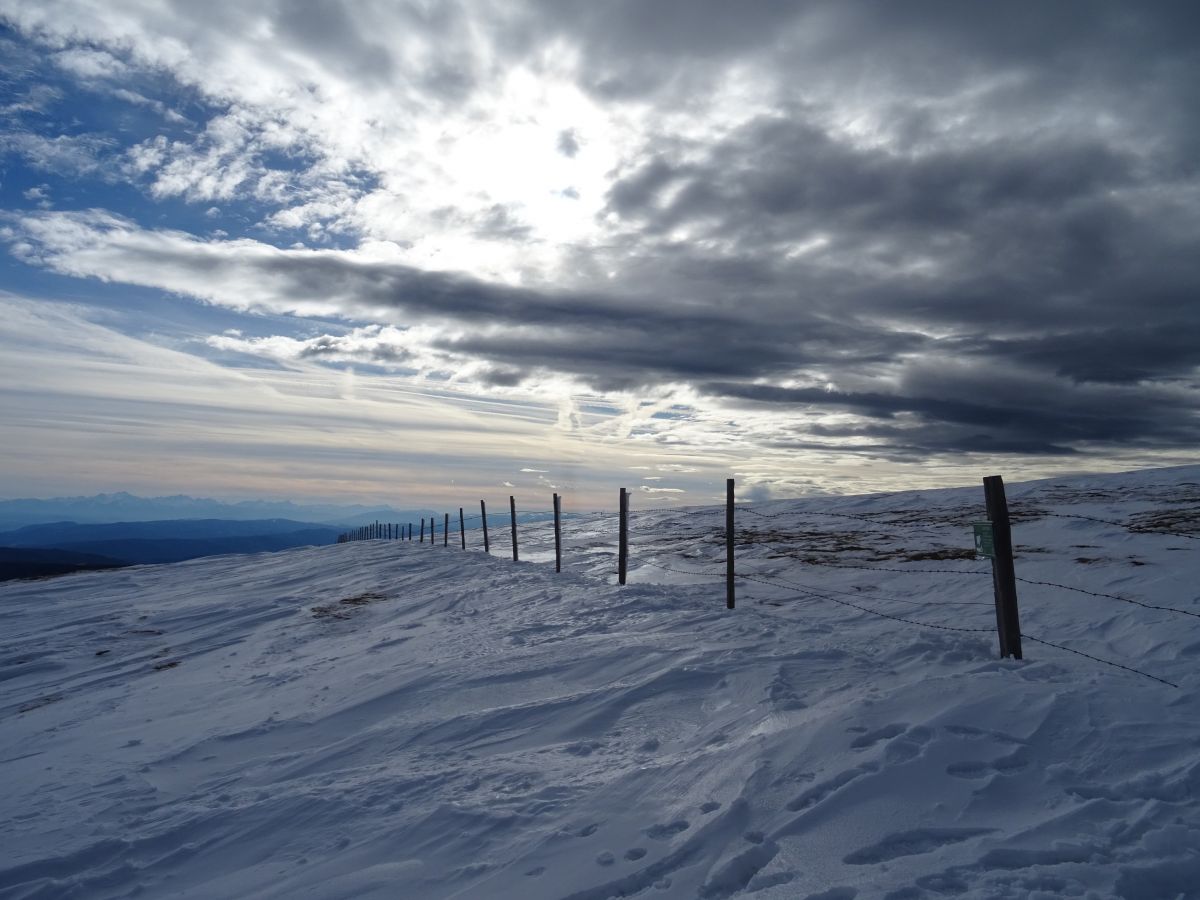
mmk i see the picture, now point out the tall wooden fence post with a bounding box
[481,500,490,553]
[983,475,1023,659]
[618,487,628,585]
[459,508,466,549]
[510,495,519,561]
[431,514,436,548]
[420,518,425,543]
[553,493,562,573]
[726,478,735,609]
[443,513,449,547]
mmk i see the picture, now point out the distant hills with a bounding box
[0,518,345,579]
[0,491,437,531]
[0,546,127,581]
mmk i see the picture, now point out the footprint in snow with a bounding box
[946,749,1030,779]
[843,827,993,865]
[624,847,647,861]
[849,723,906,750]
[884,726,933,765]
[646,820,689,840]
[699,800,721,814]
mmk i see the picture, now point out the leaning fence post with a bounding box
[459,508,466,549]
[481,500,490,553]
[618,487,628,585]
[726,478,735,609]
[983,475,1023,659]
[553,492,562,573]
[444,512,449,547]
[510,495,519,561]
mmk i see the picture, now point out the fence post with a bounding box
[510,495,519,561]
[459,508,466,549]
[983,475,1023,659]
[420,518,425,543]
[431,514,436,547]
[726,478,735,609]
[444,513,449,547]
[481,500,489,553]
[618,487,628,585]
[553,492,562,573]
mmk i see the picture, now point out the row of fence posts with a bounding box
[336,475,1021,659]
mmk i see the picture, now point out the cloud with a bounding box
[556,128,580,157]
[1,1,1199,477]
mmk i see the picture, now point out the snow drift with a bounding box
[2,466,1198,899]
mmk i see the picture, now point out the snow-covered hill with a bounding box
[2,467,1199,899]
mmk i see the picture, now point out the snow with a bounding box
[2,466,1199,899]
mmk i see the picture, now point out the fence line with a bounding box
[334,476,1195,688]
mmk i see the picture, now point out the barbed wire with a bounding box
[625,553,726,579]
[735,567,994,608]
[1013,509,1200,541]
[1014,577,1200,619]
[742,506,953,536]
[789,559,989,578]
[1019,633,1180,688]
[736,573,995,632]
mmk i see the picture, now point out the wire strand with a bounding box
[1019,633,1180,688]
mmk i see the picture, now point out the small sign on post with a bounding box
[972,522,995,558]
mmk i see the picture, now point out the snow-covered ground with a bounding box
[2,466,1199,899]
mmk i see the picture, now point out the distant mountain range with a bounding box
[0,491,437,531]
[0,518,344,571]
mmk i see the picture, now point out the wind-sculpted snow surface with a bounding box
[2,467,1199,898]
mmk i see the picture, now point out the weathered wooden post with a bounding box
[618,487,628,585]
[981,475,1023,659]
[420,518,425,543]
[726,478,735,609]
[481,500,490,553]
[459,508,466,549]
[553,492,562,573]
[430,515,436,547]
[443,512,449,547]
[510,495,519,561]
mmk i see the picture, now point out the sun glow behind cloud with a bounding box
[1,1,1198,506]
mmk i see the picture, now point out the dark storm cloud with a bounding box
[8,1,1200,463]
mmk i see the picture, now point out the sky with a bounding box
[1,1,1198,510]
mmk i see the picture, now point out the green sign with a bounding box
[972,522,995,558]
